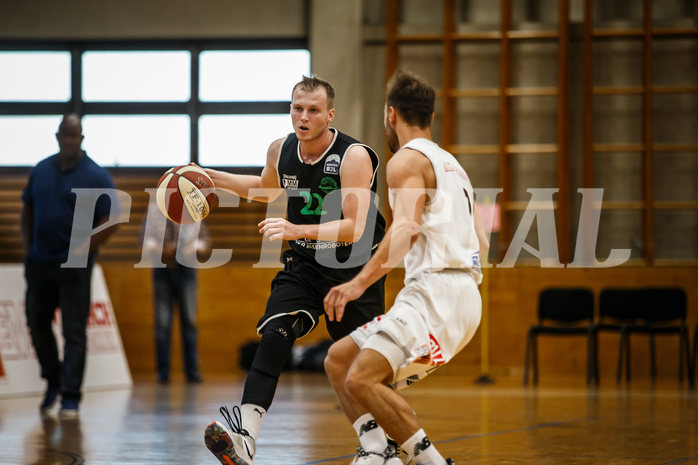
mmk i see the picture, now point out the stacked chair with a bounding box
[525,286,693,387]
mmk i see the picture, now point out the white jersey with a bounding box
[351,138,483,388]
[391,138,482,285]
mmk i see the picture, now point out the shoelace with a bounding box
[386,437,412,464]
[220,405,254,459]
[355,446,392,462]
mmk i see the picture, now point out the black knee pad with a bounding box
[250,318,299,379]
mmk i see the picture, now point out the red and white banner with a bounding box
[0,264,132,397]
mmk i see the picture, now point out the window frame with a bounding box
[0,38,308,170]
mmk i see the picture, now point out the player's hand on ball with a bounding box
[156,165,216,224]
[258,218,300,241]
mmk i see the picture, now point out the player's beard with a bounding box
[384,119,399,153]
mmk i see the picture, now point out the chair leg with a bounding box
[625,333,632,382]
[649,333,656,381]
[678,330,683,384]
[617,330,625,384]
[679,327,689,385]
[532,333,539,385]
[586,334,591,386]
[587,331,598,386]
[524,330,532,385]
[594,331,600,385]
[688,330,698,388]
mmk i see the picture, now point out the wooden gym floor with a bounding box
[0,368,696,465]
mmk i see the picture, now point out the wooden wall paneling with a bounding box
[485,266,698,380]
[0,174,26,263]
[498,0,513,260]
[582,0,594,190]
[385,0,399,79]
[442,0,456,148]
[3,167,696,378]
[642,0,655,263]
[556,0,571,263]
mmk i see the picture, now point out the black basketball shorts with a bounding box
[257,249,386,341]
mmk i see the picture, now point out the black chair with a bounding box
[594,288,645,384]
[524,288,596,386]
[617,288,691,385]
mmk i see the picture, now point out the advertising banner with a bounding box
[0,264,132,397]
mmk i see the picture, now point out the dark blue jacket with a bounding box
[22,152,118,265]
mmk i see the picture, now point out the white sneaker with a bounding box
[384,457,404,465]
[351,445,400,465]
[350,447,385,465]
[386,435,412,464]
[204,406,256,465]
[231,428,256,464]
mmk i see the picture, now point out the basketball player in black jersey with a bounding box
[201,76,386,465]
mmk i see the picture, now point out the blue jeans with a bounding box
[153,267,200,380]
[24,258,93,403]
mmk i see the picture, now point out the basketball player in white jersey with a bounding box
[324,69,490,465]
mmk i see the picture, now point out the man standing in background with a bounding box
[140,201,211,384]
[20,113,120,417]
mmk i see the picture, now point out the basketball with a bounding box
[156,165,216,224]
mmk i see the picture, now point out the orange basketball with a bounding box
[156,165,216,224]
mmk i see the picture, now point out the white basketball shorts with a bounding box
[350,269,482,390]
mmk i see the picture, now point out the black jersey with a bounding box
[276,128,386,268]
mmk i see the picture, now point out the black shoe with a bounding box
[187,373,202,383]
[39,388,59,413]
[59,399,79,418]
[446,459,456,465]
[157,374,169,384]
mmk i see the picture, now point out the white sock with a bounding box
[353,413,388,454]
[402,429,445,465]
[240,403,266,445]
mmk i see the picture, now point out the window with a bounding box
[82,51,191,102]
[0,52,71,102]
[199,114,291,166]
[82,115,191,166]
[0,115,63,166]
[199,50,309,102]
[0,41,309,167]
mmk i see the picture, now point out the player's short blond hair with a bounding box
[292,75,335,109]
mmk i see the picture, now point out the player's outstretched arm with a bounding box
[324,149,428,322]
[203,138,284,202]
